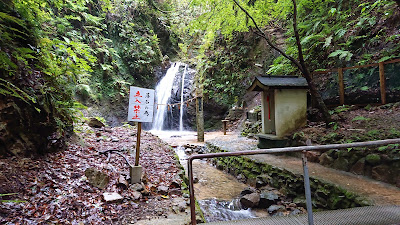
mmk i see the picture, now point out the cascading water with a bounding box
[152,62,182,130]
[179,65,188,132]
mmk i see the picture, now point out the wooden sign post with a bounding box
[128,86,155,183]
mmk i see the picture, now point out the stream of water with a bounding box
[179,65,187,132]
[152,62,182,130]
[174,145,258,223]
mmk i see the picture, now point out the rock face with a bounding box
[85,168,110,189]
[0,95,67,156]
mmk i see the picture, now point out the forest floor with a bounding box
[298,102,400,146]
[0,124,188,224]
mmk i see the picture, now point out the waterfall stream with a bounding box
[179,65,188,132]
[151,62,194,131]
[152,62,182,130]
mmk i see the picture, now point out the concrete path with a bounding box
[206,133,400,206]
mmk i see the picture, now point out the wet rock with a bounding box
[350,158,365,175]
[289,208,302,216]
[240,193,260,209]
[366,154,381,165]
[103,192,123,203]
[193,176,199,184]
[240,187,257,196]
[88,117,105,128]
[319,153,334,166]
[259,191,279,208]
[85,168,109,189]
[267,205,286,214]
[157,185,169,195]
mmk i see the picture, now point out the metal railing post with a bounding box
[188,158,197,225]
[302,151,314,225]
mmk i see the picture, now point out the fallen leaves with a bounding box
[0,124,184,224]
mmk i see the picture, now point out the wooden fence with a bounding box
[312,58,400,105]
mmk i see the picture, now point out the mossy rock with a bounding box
[365,154,381,165]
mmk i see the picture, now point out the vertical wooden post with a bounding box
[196,96,204,142]
[338,68,345,105]
[135,122,142,166]
[222,120,228,135]
[379,62,387,105]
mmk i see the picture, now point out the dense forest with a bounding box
[1,0,399,155]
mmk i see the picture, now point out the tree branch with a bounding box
[291,0,308,76]
[231,0,304,74]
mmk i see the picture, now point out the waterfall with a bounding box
[152,62,181,130]
[179,65,188,132]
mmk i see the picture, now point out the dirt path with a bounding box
[207,134,400,206]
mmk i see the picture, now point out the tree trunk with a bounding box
[232,0,332,124]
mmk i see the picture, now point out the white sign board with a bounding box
[128,86,155,122]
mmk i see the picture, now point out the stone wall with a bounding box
[206,143,371,210]
[318,148,400,188]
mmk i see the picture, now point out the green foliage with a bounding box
[330,105,351,115]
[1,0,170,136]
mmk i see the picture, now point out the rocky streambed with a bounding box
[180,144,307,223]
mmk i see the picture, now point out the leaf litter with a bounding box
[0,124,185,224]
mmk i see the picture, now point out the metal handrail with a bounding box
[187,138,400,225]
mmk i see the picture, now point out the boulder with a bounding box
[240,193,260,209]
[240,187,257,196]
[87,117,105,128]
[85,168,109,189]
[259,191,279,208]
[267,205,286,214]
